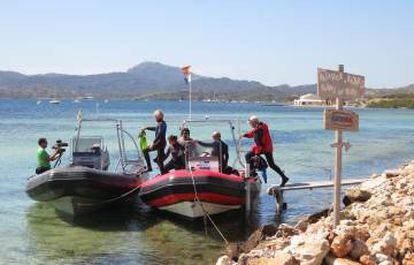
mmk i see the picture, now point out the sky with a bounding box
[1,1,413,88]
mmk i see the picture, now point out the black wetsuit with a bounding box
[198,140,229,172]
[143,120,167,173]
[163,143,185,172]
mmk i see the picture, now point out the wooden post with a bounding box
[333,64,344,227]
[245,163,251,217]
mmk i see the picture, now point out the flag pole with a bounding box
[189,79,192,120]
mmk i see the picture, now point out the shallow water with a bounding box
[1,99,413,264]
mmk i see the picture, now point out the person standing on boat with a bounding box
[36,138,61,174]
[141,109,167,173]
[163,135,186,172]
[197,131,229,173]
[240,116,289,186]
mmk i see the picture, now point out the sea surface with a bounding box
[1,99,413,264]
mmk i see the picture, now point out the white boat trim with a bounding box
[158,201,241,218]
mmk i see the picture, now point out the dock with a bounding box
[267,178,370,216]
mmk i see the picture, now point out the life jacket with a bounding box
[246,122,273,154]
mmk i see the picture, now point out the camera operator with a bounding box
[36,138,61,174]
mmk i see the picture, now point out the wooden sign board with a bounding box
[317,68,365,100]
[324,109,359,132]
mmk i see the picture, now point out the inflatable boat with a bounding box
[139,118,262,219]
[26,117,148,216]
[139,169,260,218]
[26,166,144,215]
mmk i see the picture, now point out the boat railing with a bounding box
[181,118,245,169]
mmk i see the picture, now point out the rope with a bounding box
[79,182,142,207]
[188,167,229,245]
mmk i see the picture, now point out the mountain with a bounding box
[0,61,410,101]
[0,61,305,100]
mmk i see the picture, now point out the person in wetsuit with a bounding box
[141,109,167,173]
[197,131,230,173]
[163,135,186,173]
[178,128,193,145]
[240,115,289,186]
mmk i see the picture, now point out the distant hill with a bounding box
[0,61,411,101]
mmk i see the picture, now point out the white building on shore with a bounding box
[293,93,326,106]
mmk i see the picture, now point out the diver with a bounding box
[35,138,61,174]
[178,128,193,145]
[141,109,167,173]
[163,135,186,173]
[240,116,289,186]
[196,131,233,174]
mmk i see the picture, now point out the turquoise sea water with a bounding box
[1,99,413,264]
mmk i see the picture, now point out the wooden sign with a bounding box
[324,108,359,132]
[317,68,365,100]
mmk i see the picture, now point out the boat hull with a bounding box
[26,166,144,215]
[139,169,260,218]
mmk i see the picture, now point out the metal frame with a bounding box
[180,118,245,169]
[73,117,143,174]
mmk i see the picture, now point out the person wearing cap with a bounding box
[141,109,167,173]
[240,116,289,186]
[197,131,229,173]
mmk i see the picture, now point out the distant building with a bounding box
[293,93,326,106]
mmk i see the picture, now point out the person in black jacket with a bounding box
[141,109,167,173]
[163,135,186,172]
[197,131,229,173]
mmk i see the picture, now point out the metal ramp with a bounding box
[267,178,370,216]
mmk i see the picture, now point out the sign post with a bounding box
[317,64,365,227]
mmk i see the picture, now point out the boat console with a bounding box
[71,136,110,170]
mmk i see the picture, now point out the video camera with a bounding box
[52,139,68,153]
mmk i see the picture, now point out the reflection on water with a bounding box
[26,197,262,265]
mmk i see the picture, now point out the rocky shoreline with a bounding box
[217,160,414,265]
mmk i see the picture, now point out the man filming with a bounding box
[36,138,61,174]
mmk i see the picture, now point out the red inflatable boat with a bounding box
[139,169,261,218]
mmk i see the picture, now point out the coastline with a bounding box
[217,160,414,265]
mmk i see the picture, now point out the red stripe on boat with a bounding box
[141,169,248,188]
[146,192,244,207]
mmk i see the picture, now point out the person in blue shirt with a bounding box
[141,109,167,173]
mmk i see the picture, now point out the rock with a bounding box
[325,254,362,264]
[335,223,356,239]
[278,223,299,237]
[261,224,279,238]
[331,234,353,258]
[350,239,370,260]
[359,255,376,265]
[354,226,370,242]
[295,219,309,232]
[375,253,393,264]
[343,188,371,206]
[287,234,330,265]
[216,255,234,265]
[384,170,399,179]
[400,238,413,254]
[246,253,299,265]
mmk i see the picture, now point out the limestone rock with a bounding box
[331,234,353,258]
[359,254,376,265]
[287,234,330,265]
[325,254,362,265]
[247,253,299,265]
[350,239,370,260]
[216,255,235,265]
[343,188,371,206]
